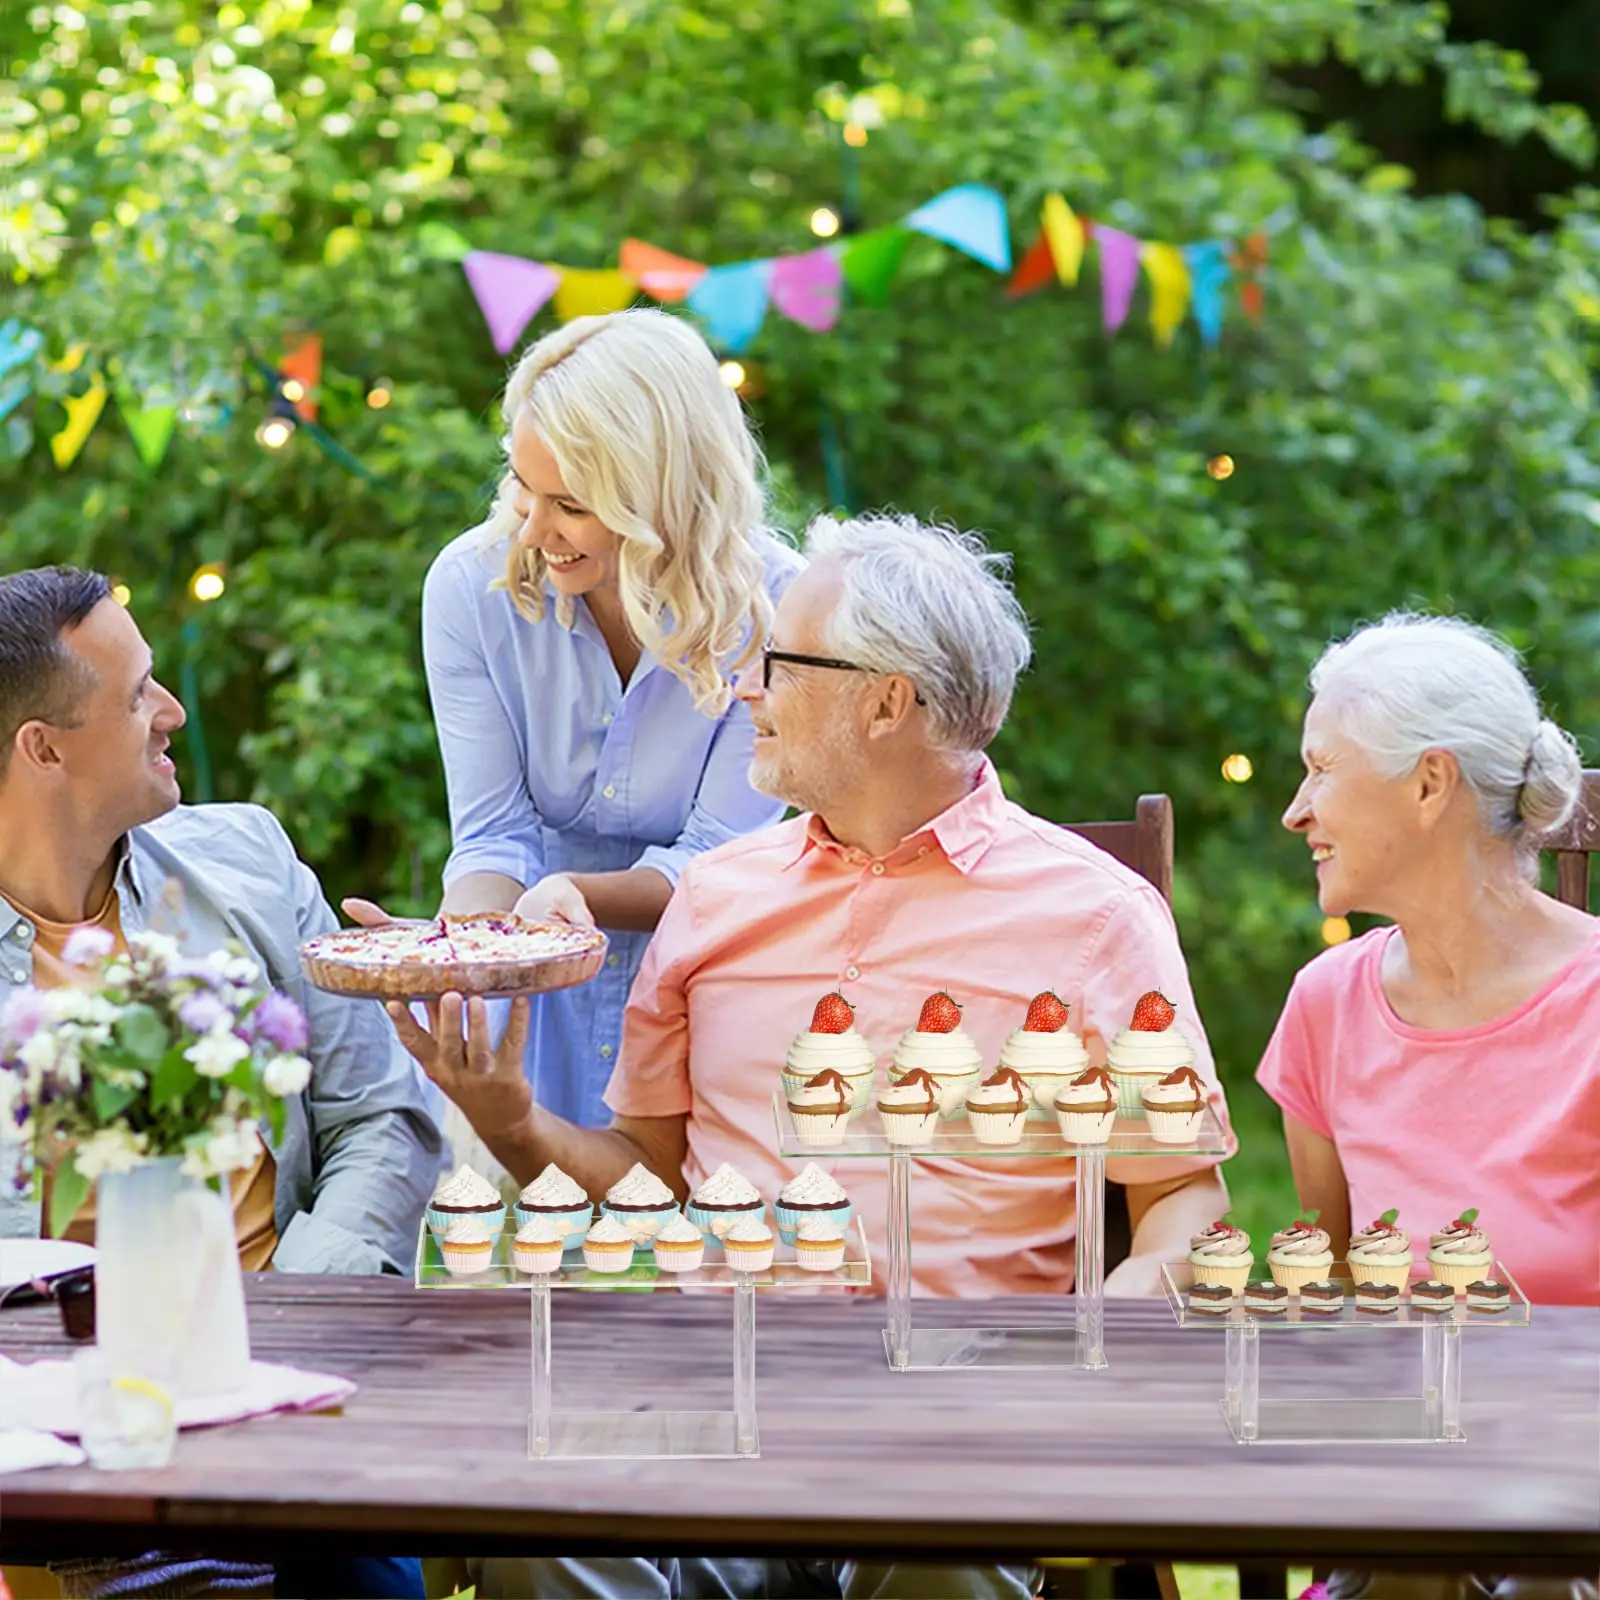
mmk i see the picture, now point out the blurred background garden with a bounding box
[4,0,1599,1244]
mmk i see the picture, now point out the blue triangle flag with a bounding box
[904,185,1012,273]
[1183,241,1232,347]
[0,320,44,382]
[686,260,773,352]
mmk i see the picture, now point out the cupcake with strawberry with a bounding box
[1106,990,1195,1116]
[781,991,876,1113]
[1345,1208,1414,1289]
[1266,1210,1335,1295]
[889,991,984,1116]
[1426,1208,1494,1293]
[997,990,1090,1120]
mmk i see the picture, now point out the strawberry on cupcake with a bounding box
[889,991,984,1116]
[781,991,876,1111]
[997,990,1090,1119]
[1106,989,1195,1116]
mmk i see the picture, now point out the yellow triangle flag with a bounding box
[1041,193,1085,287]
[552,268,637,322]
[1140,241,1190,349]
[51,369,108,470]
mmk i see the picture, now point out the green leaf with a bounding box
[47,1150,91,1241]
[1379,1207,1400,1225]
[91,1077,139,1123]
[115,1002,168,1063]
[1457,1207,1480,1225]
[150,1042,196,1113]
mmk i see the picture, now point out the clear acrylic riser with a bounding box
[772,1095,1231,1373]
[414,1218,870,1460]
[1161,1260,1531,1445]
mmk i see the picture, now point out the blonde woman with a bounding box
[352,309,801,1131]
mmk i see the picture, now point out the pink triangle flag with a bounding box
[770,249,843,333]
[1095,226,1142,334]
[462,251,561,354]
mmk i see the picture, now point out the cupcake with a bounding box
[786,1068,855,1149]
[1266,1213,1335,1294]
[876,1068,942,1146]
[1187,1219,1253,1291]
[1345,1208,1413,1289]
[511,1215,567,1276]
[685,1163,765,1240]
[513,1163,593,1249]
[1053,1066,1118,1145]
[793,1216,847,1273]
[1139,1065,1208,1144]
[440,1215,496,1276]
[427,1163,506,1237]
[651,1213,706,1274]
[781,992,876,1111]
[1106,990,1195,1115]
[963,1066,1032,1146]
[582,1214,636,1274]
[722,1214,775,1274]
[888,991,984,1115]
[774,1163,853,1245]
[601,1163,680,1247]
[997,992,1090,1119]
[1426,1209,1493,1292]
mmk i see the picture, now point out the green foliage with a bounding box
[6,0,1600,1228]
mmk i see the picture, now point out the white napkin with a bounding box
[0,1427,87,1472]
[0,1355,354,1438]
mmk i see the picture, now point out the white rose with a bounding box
[18,1030,58,1078]
[185,1025,250,1079]
[206,1119,260,1174]
[74,1125,148,1182]
[263,1053,311,1097]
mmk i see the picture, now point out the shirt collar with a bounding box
[784,759,1006,875]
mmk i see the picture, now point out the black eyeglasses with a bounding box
[761,647,926,706]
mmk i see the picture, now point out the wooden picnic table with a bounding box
[1,1275,1596,1570]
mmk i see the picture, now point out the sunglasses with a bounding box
[760,647,927,706]
[0,1265,95,1340]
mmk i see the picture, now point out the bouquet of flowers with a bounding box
[0,925,313,1238]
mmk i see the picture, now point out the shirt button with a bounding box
[602,713,614,727]
[8,970,26,985]
[606,953,619,967]
[917,846,929,857]
[602,785,617,799]
[845,965,860,981]
[870,862,885,876]
[600,1044,614,1059]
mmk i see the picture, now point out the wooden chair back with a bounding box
[1539,770,1600,909]
[1062,793,1175,905]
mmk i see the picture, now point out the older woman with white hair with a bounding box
[1258,612,1599,1307]
[350,308,801,1132]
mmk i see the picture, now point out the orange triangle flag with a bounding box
[280,334,322,420]
[1005,229,1057,299]
[620,240,708,304]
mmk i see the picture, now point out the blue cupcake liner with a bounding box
[773,1199,853,1246]
[600,1200,680,1253]
[514,1202,593,1251]
[426,1202,506,1238]
[686,1199,767,1240]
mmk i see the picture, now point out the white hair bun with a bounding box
[1520,718,1584,835]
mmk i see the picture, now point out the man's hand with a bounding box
[341,897,396,927]
[1103,1253,1168,1298]
[386,993,534,1144]
[513,875,595,928]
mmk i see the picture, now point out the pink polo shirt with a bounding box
[606,761,1235,1298]
[1257,926,1600,1306]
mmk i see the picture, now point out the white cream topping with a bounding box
[1106,1027,1194,1072]
[443,1216,494,1246]
[432,1164,502,1209]
[585,1214,633,1245]
[1268,1225,1333,1258]
[1141,1076,1206,1109]
[785,1029,875,1077]
[966,1075,1030,1110]
[1429,1226,1492,1258]
[878,1076,940,1109]
[691,1163,762,1207]
[518,1163,589,1209]
[514,1215,567,1246]
[998,1027,1090,1074]
[1055,1074,1117,1109]
[723,1214,773,1245]
[795,1216,844,1244]
[605,1162,676,1207]
[788,1079,853,1111]
[778,1162,849,1206]
[892,1028,984,1075]
[653,1213,705,1246]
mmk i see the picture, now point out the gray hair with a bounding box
[802,513,1032,752]
[1309,612,1584,843]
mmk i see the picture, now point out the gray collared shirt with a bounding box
[0,803,446,1274]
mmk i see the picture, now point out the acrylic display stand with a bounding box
[1161,1260,1531,1444]
[773,1097,1230,1372]
[415,1218,870,1460]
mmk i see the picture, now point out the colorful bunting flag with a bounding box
[686,260,773,353]
[839,228,910,306]
[0,320,43,382]
[1005,230,1058,299]
[280,335,322,421]
[770,249,844,333]
[1041,194,1085,287]
[1233,231,1268,320]
[462,251,560,355]
[553,268,637,323]
[1183,241,1232,347]
[0,373,30,424]
[1094,226,1142,334]
[117,388,178,470]
[50,370,107,470]
[905,184,1012,273]
[1141,242,1190,350]
[620,240,707,303]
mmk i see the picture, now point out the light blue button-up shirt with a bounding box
[422,527,803,1127]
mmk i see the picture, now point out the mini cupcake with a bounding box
[793,1215,848,1273]
[440,1215,496,1276]
[781,992,876,1112]
[1188,1219,1253,1292]
[997,992,1090,1119]
[1139,1065,1208,1144]
[512,1215,567,1276]
[513,1162,593,1250]
[774,1162,852,1245]
[685,1163,766,1240]
[1053,1066,1118,1145]
[963,1066,1032,1146]
[786,1068,855,1149]
[1426,1209,1493,1292]
[888,991,984,1116]
[722,1214,775,1274]
[876,1068,942,1146]
[582,1214,636,1274]
[651,1213,706,1274]
[427,1163,506,1237]
[1345,1208,1413,1289]
[1266,1213,1335,1294]
[1106,990,1195,1115]
[600,1162,680,1247]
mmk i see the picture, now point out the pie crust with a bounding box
[299,913,608,1000]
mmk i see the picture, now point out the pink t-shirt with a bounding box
[1257,925,1600,1306]
[607,761,1235,1298]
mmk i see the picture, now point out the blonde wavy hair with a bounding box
[478,308,772,714]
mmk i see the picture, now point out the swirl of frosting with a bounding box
[795,1215,844,1243]
[443,1215,494,1246]
[1106,1027,1195,1071]
[724,1214,774,1245]
[998,1027,1090,1074]
[514,1215,567,1245]
[788,1068,852,1115]
[1190,1222,1251,1258]
[892,1028,984,1075]
[518,1163,588,1208]
[1429,1224,1491,1257]
[785,1028,875,1078]
[966,1066,1030,1113]
[1269,1223,1333,1257]
[653,1213,705,1246]
[605,1162,676,1208]
[691,1163,762,1207]
[1141,1065,1206,1110]
[1348,1224,1412,1260]
[1054,1066,1117,1111]
[432,1164,502,1209]
[778,1162,849,1206]
[878,1068,941,1112]
[586,1214,633,1245]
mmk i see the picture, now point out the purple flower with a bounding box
[0,986,48,1045]
[61,926,116,968]
[177,992,230,1036]
[250,992,308,1055]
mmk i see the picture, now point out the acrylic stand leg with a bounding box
[884,1150,913,1370]
[1224,1319,1260,1442]
[530,1277,553,1456]
[1074,1146,1107,1371]
[1422,1318,1463,1441]
[734,1276,758,1455]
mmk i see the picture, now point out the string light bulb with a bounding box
[718,360,747,391]
[1221,753,1253,784]
[809,207,841,239]
[1321,916,1352,946]
[279,377,306,405]
[1206,454,1235,481]
[255,414,295,451]
[366,377,393,410]
[843,122,867,148]
[111,584,132,608]
[189,564,226,604]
